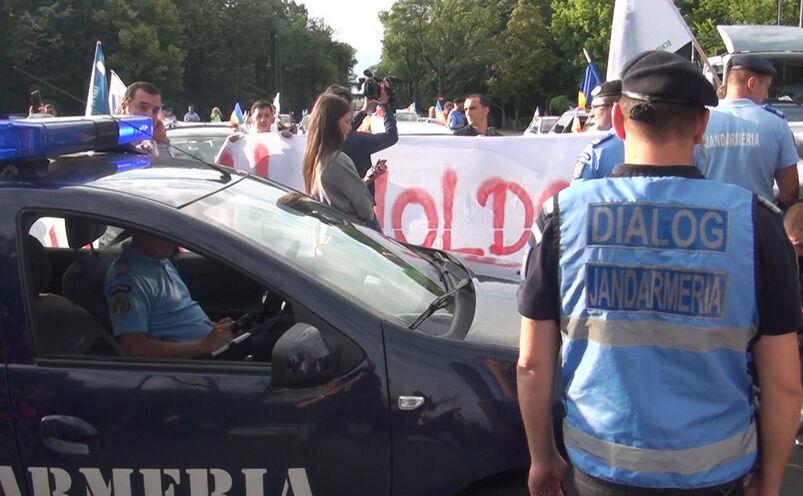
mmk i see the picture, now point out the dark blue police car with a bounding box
[0,117,530,495]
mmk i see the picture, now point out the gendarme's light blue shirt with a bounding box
[104,244,210,341]
[695,99,798,202]
[571,130,624,183]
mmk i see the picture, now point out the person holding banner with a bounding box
[303,93,382,231]
[517,51,802,496]
[571,80,623,183]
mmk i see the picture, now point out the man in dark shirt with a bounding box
[325,84,398,197]
[454,93,501,136]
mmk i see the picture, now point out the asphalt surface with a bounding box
[782,442,803,495]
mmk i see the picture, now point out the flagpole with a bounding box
[582,47,592,65]
[666,1,722,87]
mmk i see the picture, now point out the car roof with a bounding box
[717,25,803,54]
[1,152,241,208]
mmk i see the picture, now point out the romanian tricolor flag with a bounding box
[229,102,245,126]
[405,102,416,113]
[578,60,601,110]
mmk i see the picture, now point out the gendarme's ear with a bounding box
[612,103,626,140]
[693,108,710,146]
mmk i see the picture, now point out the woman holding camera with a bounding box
[302,93,385,231]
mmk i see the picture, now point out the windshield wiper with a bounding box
[409,278,470,330]
[431,251,452,290]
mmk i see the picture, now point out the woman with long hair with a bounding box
[210,107,223,122]
[302,93,381,230]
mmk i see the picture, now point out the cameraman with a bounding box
[325,82,398,197]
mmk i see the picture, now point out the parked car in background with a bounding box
[549,108,589,134]
[523,115,559,135]
[166,122,234,163]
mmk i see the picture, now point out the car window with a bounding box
[169,135,229,163]
[183,178,446,323]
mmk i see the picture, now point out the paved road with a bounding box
[782,442,803,495]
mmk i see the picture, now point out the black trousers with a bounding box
[565,469,744,496]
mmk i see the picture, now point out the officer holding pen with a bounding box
[517,51,802,496]
[571,80,624,183]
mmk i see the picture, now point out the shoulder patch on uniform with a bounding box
[572,152,591,179]
[110,293,131,318]
[761,104,786,120]
[756,195,782,215]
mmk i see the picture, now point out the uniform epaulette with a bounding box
[761,104,786,120]
[591,133,616,146]
[756,195,782,215]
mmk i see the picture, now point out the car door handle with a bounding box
[40,415,100,455]
[398,395,425,411]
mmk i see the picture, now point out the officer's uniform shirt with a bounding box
[520,164,801,333]
[695,99,798,202]
[571,130,624,182]
[105,244,211,341]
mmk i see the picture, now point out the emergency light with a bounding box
[0,116,154,161]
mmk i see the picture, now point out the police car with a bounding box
[0,117,530,495]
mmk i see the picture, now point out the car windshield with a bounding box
[182,177,446,322]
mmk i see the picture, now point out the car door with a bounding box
[3,194,391,496]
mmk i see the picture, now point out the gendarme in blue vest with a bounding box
[557,176,757,489]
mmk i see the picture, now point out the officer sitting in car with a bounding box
[104,230,233,358]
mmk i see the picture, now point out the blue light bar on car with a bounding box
[0,116,154,161]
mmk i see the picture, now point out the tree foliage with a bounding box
[379,0,798,127]
[1,0,354,118]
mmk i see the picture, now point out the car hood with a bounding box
[451,253,522,349]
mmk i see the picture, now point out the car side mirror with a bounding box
[271,323,338,388]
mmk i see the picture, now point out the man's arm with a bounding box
[748,333,802,495]
[775,164,799,208]
[518,317,567,495]
[118,319,233,359]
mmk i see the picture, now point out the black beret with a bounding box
[621,50,717,107]
[728,54,777,76]
[591,80,622,99]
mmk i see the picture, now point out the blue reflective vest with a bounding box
[557,176,757,489]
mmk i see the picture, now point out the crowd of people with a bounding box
[103,48,803,495]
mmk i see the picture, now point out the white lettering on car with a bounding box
[0,466,313,496]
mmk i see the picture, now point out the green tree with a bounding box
[489,0,551,125]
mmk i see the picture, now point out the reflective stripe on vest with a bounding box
[557,176,757,489]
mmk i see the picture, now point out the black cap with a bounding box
[621,50,717,107]
[591,80,622,100]
[728,54,777,76]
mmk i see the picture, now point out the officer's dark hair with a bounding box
[122,82,160,108]
[250,100,273,116]
[618,95,705,140]
[466,93,490,108]
[455,97,466,105]
[324,84,353,103]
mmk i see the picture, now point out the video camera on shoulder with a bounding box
[358,69,401,104]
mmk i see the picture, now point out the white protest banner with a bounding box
[213,132,596,262]
[607,0,692,80]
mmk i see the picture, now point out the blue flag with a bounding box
[229,102,245,126]
[578,61,602,110]
[85,41,110,115]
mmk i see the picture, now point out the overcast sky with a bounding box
[299,0,396,73]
